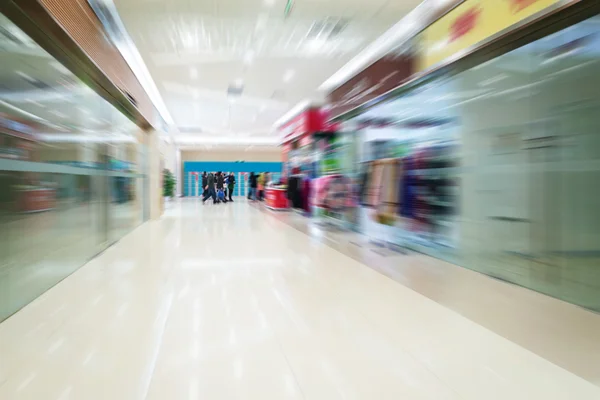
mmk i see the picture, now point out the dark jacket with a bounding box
[249,174,257,188]
[216,174,224,189]
[202,174,208,188]
[228,174,236,188]
[207,173,215,188]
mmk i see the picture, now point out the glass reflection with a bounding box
[0,13,146,320]
[354,15,600,310]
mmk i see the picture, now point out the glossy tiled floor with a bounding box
[1,200,599,399]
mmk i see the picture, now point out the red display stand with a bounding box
[265,187,289,211]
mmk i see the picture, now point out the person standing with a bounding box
[216,171,226,203]
[201,171,207,197]
[257,172,265,201]
[228,172,236,201]
[202,172,216,204]
[248,172,257,201]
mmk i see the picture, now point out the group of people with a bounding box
[201,171,236,204]
[200,171,272,204]
[247,171,270,201]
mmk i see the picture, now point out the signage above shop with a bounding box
[326,56,414,119]
[417,0,564,72]
[279,107,337,145]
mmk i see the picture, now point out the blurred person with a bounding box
[257,172,265,201]
[228,172,236,201]
[248,172,257,201]
[216,172,227,203]
[201,171,207,197]
[202,172,216,204]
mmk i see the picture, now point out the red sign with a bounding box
[508,0,541,13]
[265,188,289,210]
[279,107,336,145]
[450,6,482,42]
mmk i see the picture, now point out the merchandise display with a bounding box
[330,12,600,310]
[265,184,289,210]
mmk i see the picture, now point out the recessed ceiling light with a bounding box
[233,78,244,87]
[283,69,295,82]
[264,0,276,7]
[190,67,198,79]
[305,38,327,54]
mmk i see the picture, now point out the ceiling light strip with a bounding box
[87,0,176,132]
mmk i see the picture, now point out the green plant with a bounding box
[163,168,176,198]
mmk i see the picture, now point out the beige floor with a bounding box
[266,208,600,386]
[0,199,599,399]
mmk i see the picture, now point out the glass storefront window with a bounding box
[0,13,147,320]
[354,14,600,310]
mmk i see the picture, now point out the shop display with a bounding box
[265,185,289,210]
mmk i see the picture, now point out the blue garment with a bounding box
[400,156,416,218]
[203,187,216,202]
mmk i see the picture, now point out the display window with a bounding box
[348,13,600,311]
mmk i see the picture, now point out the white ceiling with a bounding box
[113,0,423,144]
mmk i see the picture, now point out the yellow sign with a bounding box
[417,0,562,72]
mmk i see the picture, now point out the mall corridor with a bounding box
[0,200,598,400]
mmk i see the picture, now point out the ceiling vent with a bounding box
[306,18,348,40]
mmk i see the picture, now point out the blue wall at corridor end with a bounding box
[183,161,282,197]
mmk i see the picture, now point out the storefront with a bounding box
[327,0,600,311]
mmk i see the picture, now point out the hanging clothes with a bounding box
[364,161,384,207]
[400,155,416,218]
[376,159,402,218]
[287,175,304,209]
[302,178,311,213]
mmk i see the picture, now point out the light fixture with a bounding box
[264,0,276,6]
[87,0,176,130]
[283,69,295,83]
[233,78,244,87]
[190,67,198,79]
[305,38,327,54]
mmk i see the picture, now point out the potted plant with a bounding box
[163,168,176,201]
